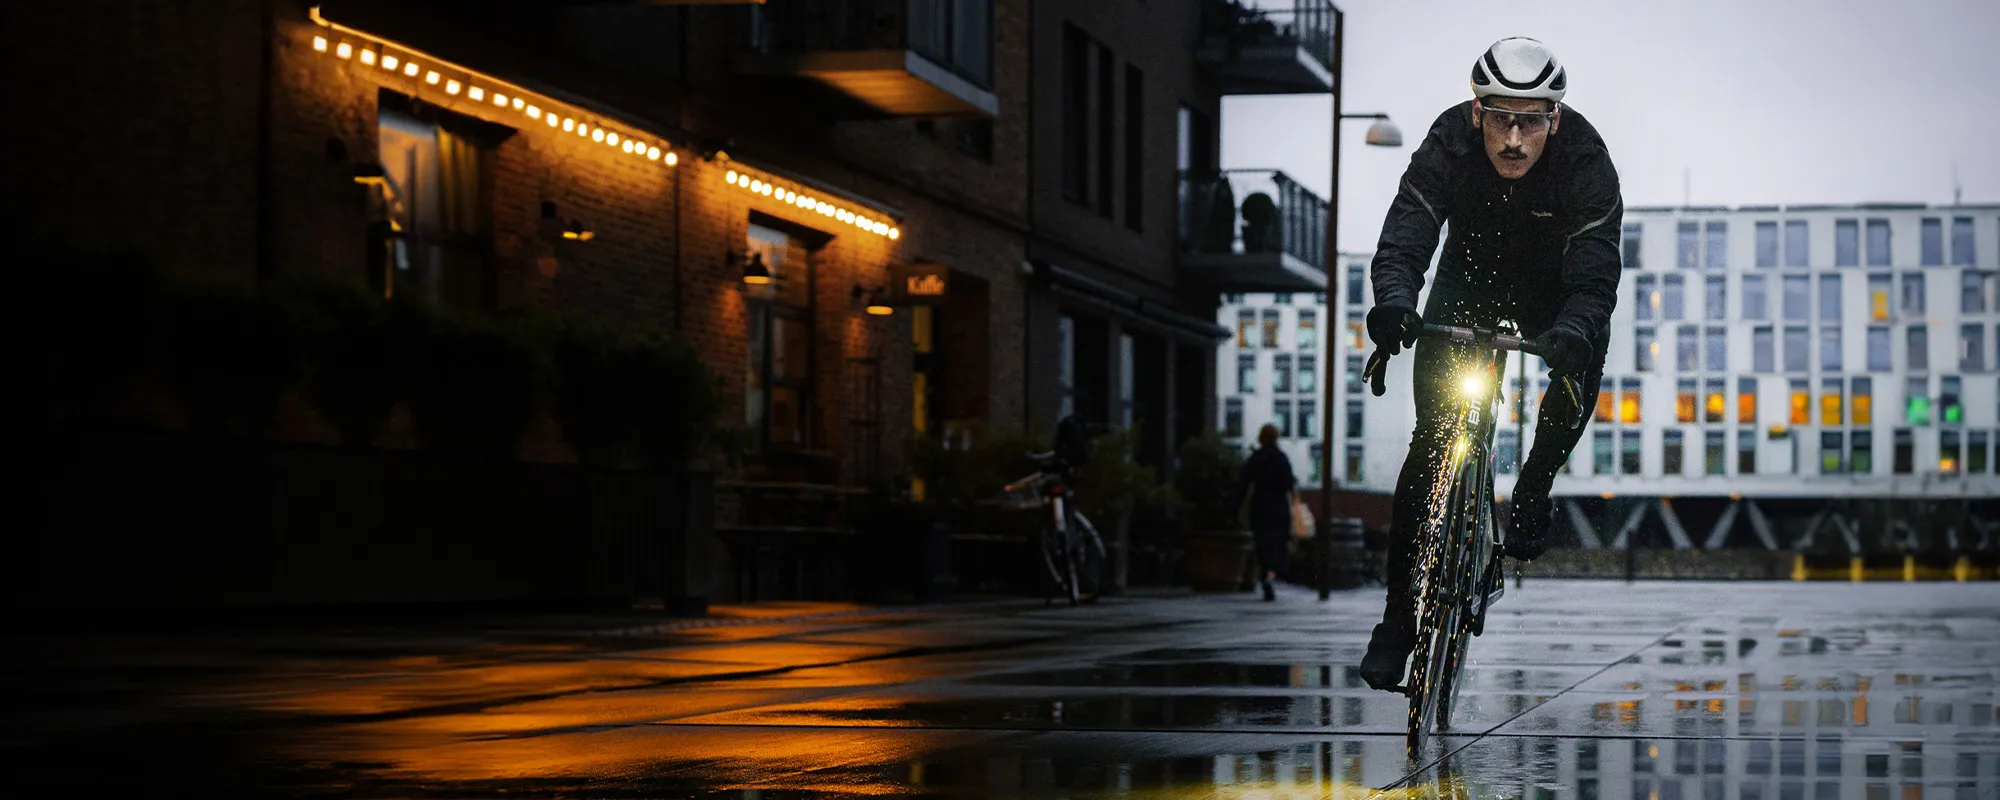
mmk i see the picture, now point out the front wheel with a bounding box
[1073,519,1108,605]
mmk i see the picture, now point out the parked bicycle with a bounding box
[999,416,1111,607]
[1363,321,1585,754]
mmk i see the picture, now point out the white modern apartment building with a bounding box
[1220,204,2000,550]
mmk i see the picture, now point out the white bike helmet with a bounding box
[1470,37,1566,104]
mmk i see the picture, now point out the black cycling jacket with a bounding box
[1368,100,1624,339]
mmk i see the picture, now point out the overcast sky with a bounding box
[1220,0,2000,255]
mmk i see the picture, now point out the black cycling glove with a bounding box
[1538,324,1593,374]
[1366,305,1423,356]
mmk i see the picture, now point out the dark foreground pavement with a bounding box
[7,581,1999,798]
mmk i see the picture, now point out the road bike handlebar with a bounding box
[1416,323,1542,356]
[1363,322,1588,432]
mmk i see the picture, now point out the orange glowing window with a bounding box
[1677,390,1698,423]
[1790,389,1809,425]
[1821,394,1842,426]
[1706,391,1726,421]
[1739,391,1757,422]
[1620,393,1642,424]
[1854,394,1872,425]
[1596,390,1616,423]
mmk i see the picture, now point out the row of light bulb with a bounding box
[313,34,677,167]
[724,171,900,239]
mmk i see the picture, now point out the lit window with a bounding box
[1852,377,1873,425]
[1705,379,1726,423]
[1677,378,1698,423]
[1820,378,1843,426]
[1738,377,1758,423]
[1789,379,1809,425]
[1620,378,1643,424]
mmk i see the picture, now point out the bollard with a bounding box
[1903,554,1915,583]
[1850,556,1863,583]
[1956,555,1972,583]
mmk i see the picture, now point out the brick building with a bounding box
[10,0,1337,604]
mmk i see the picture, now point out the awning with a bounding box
[1032,260,1230,343]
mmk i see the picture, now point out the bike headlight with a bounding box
[1460,373,1485,398]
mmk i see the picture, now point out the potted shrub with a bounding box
[1175,432,1251,592]
[1074,423,1180,594]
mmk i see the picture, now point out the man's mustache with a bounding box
[1500,148,1527,159]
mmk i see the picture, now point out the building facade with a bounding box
[1223,205,2000,552]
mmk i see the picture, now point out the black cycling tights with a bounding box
[1380,276,1606,622]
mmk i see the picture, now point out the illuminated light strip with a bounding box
[306,6,678,176]
[722,169,900,240]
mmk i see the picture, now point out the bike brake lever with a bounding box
[1364,349,1391,397]
[1555,372,1587,431]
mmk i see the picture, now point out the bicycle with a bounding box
[1001,450,1108,607]
[1363,321,1585,755]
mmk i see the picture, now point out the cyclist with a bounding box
[1358,37,1622,691]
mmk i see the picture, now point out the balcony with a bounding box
[1195,0,1335,95]
[741,0,997,118]
[1178,169,1328,292]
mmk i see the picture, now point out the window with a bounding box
[1821,431,1844,474]
[1620,377,1643,424]
[1971,430,1990,473]
[1224,397,1243,436]
[1059,315,1077,419]
[1906,376,1930,426]
[1592,431,1614,474]
[1706,378,1727,423]
[1664,275,1686,319]
[1237,309,1255,347]
[1965,271,1989,314]
[743,223,819,451]
[1739,429,1758,474]
[1620,430,1642,475]
[1345,355,1363,393]
[1346,399,1363,438]
[1637,275,1658,321]
[1678,325,1699,371]
[1706,221,1728,269]
[1238,353,1256,392]
[1261,309,1281,347]
[1677,378,1698,423]
[1852,430,1873,474]
[1346,263,1366,305]
[1821,378,1843,425]
[1868,273,1891,321]
[1902,273,1926,314]
[1893,428,1914,473]
[1867,218,1892,267]
[1497,429,1519,474]
[1951,217,1976,265]
[1744,275,1768,319]
[1123,64,1143,230]
[1705,430,1726,475]
[1706,326,1728,372]
[1908,325,1929,372]
[1119,333,1135,426]
[1853,377,1873,425]
[1785,379,1812,426]
[1664,429,1686,475]
[1756,221,1779,268]
[1638,327,1658,371]
[1312,291,1325,305]
[1344,444,1364,482]
[1921,217,1943,265]
[1754,326,1775,372]
[1274,399,1292,436]
[1783,275,1810,320]
[374,105,495,310]
[1622,222,1643,269]
[1275,292,1292,304]
[1677,221,1699,269]
[1941,375,1962,424]
[1784,326,1810,372]
[1821,326,1842,372]
[1941,429,1960,473]
[1786,220,1810,267]
[1820,274,1842,319]
[1060,23,1090,203]
[1298,400,1315,439]
[1298,354,1317,392]
[1963,325,1988,372]
[1273,354,1292,392]
[1308,443,1322,483]
[1298,310,1317,350]
[1346,320,1364,350]
[1739,377,1758,423]
[1595,383,1616,423]
[1836,219,1860,267]
[1096,45,1113,218]
[1705,275,1727,320]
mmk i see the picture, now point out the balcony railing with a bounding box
[1200,0,1336,75]
[1180,169,1328,272]
[750,0,993,89]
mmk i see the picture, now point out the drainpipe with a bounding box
[256,0,276,285]
[1022,0,1036,433]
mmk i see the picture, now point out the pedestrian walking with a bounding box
[1231,424,1300,601]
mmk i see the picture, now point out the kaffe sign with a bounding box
[890,262,949,306]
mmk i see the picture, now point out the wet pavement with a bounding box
[7,581,1999,798]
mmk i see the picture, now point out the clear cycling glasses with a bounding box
[1477,101,1556,133]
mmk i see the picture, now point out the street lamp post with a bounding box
[1317,6,1403,600]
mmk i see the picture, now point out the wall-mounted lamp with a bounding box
[561,219,595,241]
[741,252,772,285]
[853,284,893,315]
